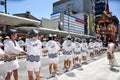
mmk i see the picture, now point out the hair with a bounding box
[109,39,113,43]
[29,34,38,38]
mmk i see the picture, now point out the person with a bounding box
[62,35,74,72]
[17,37,25,50]
[3,36,10,45]
[81,39,88,64]
[46,34,60,78]
[73,38,82,68]
[4,29,26,80]
[88,39,95,59]
[0,36,4,49]
[42,37,48,56]
[0,48,14,61]
[26,29,42,80]
[107,39,119,71]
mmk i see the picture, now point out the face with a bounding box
[11,33,17,40]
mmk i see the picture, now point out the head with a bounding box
[47,34,53,40]
[109,39,113,43]
[74,38,80,42]
[53,34,58,41]
[5,36,9,39]
[29,29,39,38]
[0,36,2,41]
[66,35,71,40]
[82,39,86,43]
[7,29,17,40]
[89,39,92,42]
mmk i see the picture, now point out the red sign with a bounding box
[75,19,84,24]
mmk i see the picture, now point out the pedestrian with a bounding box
[81,39,88,64]
[26,29,42,80]
[3,36,10,45]
[73,38,82,68]
[46,34,60,78]
[42,37,48,56]
[17,37,25,50]
[88,39,95,59]
[107,39,119,71]
[0,48,14,61]
[4,29,26,80]
[62,35,74,72]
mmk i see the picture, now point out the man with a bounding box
[81,39,88,64]
[107,39,119,71]
[0,48,14,61]
[73,38,82,68]
[17,37,25,50]
[26,29,42,80]
[42,37,48,56]
[46,34,60,78]
[88,39,95,59]
[62,35,74,72]
[4,29,26,80]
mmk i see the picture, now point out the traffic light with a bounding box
[95,2,105,16]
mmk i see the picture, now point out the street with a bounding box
[0,51,120,80]
[57,52,120,80]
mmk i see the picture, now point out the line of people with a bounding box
[0,28,105,80]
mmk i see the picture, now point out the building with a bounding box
[53,0,93,35]
[94,0,105,17]
[51,12,84,34]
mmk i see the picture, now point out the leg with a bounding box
[34,71,41,80]
[5,72,12,80]
[68,60,71,69]
[49,64,53,74]
[64,60,67,69]
[13,69,18,80]
[53,64,57,74]
[27,71,34,80]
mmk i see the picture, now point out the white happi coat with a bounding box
[4,39,23,72]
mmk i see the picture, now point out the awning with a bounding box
[0,13,40,26]
[15,27,96,38]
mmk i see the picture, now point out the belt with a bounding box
[48,53,57,58]
[27,55,40,62]
[4,58,16,62]
[63,51,72,55]
[74,52,80,54]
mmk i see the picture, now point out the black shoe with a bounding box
[110,68,119,72]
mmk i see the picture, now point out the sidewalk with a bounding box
[57,52,120,80]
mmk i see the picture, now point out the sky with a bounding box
[0,0,120,21]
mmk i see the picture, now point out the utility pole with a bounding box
[66,3,71,35]
[0,0,7,14]
[4,0,7,14]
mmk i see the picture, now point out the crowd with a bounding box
[0,28,119,80]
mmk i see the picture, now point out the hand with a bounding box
[19,51,27,56]
[42,49,48,53]
[5,54,16,58]
[0,56,3,60]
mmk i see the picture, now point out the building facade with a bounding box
[51,12,84,34]
[53,0,93,35]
